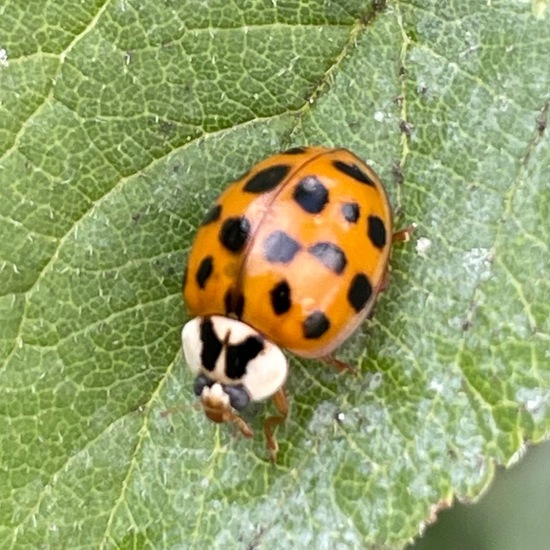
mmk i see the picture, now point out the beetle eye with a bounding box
[223,384,250,411]
[193,374,214,396]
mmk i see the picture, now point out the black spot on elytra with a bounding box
[263,231,301,263]
[368,215,387,249]
[219,216,251,253]
[333,160,375,186]
[308,242,347,274]
[270,280,292,315]
[347,273,373,312]
[223,384,250,410]
[199,318,223,371]
[284,146,308,155]
[293,176,329,214]
[224,288,245,318]
[243,165,290,193]
[225,336,265,379]
[201,204,222,225]
[303,311,330,339]
[196,256,213,289]
[342,202,360,223]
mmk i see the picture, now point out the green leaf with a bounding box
[1,0,549,548]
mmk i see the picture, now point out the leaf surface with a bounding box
[0,0,549,548]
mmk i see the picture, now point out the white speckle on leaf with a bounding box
[416,237,432,256]
[0,48,8,68]
[517,387,550,420]
[277,56,298,77]
[459,44,480,57]
[463,247,493,281]
[308,401,338,432]
[428,378,444,393]
[373,111,385,122]
[527,0,548,18]
[369,372,383,391]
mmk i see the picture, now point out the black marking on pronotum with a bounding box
[223,384,250,410]
[201,204,222,225]
[283,146,309,155]
[303,311,330,339]
[263,231,302,263]
[367,215,387,249]
[347,273,373,312]
[219,216,251,253]
[333,160,375,186]
[225,336,265,379]
[224,288,245,319]
[292,176,329,214]
[342,202,360,223]
[243,165,290,193]
[199,318,223,371]
[196,256,214,289]
[308,242,347,275]
[270,280,292,315]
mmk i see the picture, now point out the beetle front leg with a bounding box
[264,387,289,462]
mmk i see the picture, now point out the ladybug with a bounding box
[181,146,410,459]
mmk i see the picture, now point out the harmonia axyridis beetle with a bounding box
[181,146,411,460]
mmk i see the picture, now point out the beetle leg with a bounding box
[321,355,358,375]
[229,411,254,439]
[264,387,288,462]
[392,223,416,243]
[378,267,390,294]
